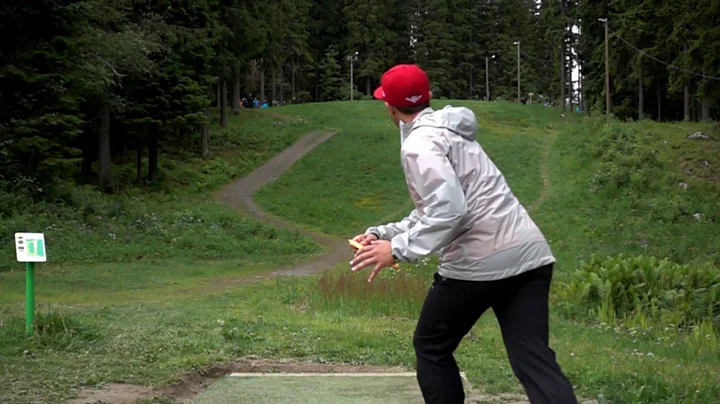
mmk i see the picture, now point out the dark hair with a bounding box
[393,102,430,115]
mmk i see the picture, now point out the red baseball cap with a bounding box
[373,64,431,108]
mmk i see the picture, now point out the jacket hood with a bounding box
[400,105,477,141]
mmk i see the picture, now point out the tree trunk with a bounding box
[118,132,126,157]
[366,76,371,96]
[220,79,228,127]
[702,101,711,121]
[272,69,277,102]
[232,76,240,112]
[136,141,142,184]
[315,65,320,101]
[216,80,221,108]
[280,67,284,105]
[201,106,210,158]
[260,70,265,103]
[292,59,296,103]
[657,80,662,122]
[81,131,94,179]
[469,66,473,98]
[684,42,690,122]
[701,65,711,121]
[684,84,691,122]
[638,69,644,120]
[148,132,158,181]
[98,100,112,191]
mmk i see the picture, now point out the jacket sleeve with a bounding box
[390,133,467,263]
[365,209,422,241]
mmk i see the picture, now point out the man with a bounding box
[350,64,578,404]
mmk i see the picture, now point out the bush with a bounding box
[556,254,720,334]
[587,123,664,197]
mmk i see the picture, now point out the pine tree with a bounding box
[309,0,349,101]
[319,45,346,101]
[410,0,455,98]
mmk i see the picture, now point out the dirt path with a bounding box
[213,130,349,278]
[527,133,556,213]
[213,127,555,280]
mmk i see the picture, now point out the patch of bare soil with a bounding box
[69,383,154,404]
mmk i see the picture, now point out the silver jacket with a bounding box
[366,105,555,281]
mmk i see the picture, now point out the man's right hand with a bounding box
[352,233,378,248]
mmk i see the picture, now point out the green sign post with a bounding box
[14,233,47,336]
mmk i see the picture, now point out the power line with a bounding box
[520,50,553,64]
[609,28,720,81]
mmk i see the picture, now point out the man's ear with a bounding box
[428,91,433,101]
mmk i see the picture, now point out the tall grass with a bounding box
[311,267,431,318]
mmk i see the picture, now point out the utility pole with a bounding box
[513,41,521,103]
[347,51,358,101]
[599,18,610,115]
[485,56,492,101]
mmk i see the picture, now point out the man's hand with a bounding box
[350,240,396,283]
[351,233,378,247]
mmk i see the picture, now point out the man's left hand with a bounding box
[350,240,396,283]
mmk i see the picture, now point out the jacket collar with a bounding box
[399,107,435,140]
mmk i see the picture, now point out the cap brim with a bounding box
[373,86,385,100]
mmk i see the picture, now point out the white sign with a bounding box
[15,233,47,263]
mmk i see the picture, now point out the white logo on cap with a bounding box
[405,95,423,103]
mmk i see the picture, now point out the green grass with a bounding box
[191,376,427,403]
[0,108,325,401]
[0,109,321,272]
[1,101,719,403]
[255,100,557,237]
[534,116,720,270]
[2,273,718,403]
[255,100,719,270]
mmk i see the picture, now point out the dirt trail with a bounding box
[527,133,556,213]
[213,130,349,277]
[213,127,555,279]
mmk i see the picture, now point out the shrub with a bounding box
[556,254,720,334]
[587,123,664,197]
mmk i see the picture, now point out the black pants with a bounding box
[413,264,578,404]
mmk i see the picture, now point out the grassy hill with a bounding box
[255,100,720,270]
[1,101,718,403]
